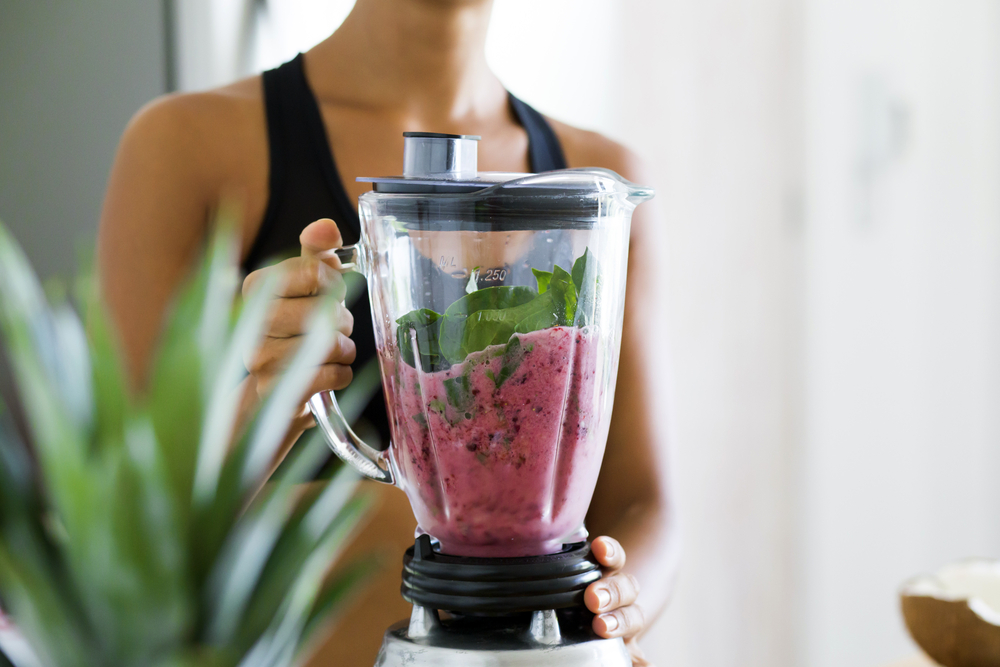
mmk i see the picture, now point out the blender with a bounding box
[309,132,652,666]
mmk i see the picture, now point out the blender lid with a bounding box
[356,132,653,228]
[358,132,652,198]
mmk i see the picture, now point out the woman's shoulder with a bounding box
[110,75,271,230]
[546,118,650,184]
[127,76,264,142]
[117,76,268,190]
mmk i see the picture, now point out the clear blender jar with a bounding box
[310,133,652,559]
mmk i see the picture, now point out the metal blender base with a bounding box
[374,607,631,666]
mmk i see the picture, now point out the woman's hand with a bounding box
[241,219,356,432]
[585,536,651,666]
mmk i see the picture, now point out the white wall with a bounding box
[612,0,805,664]
[173,0,253,92]
[0,0,168,279]
[486,0,624,136]
[801,0,1000,664]
[172,0,356,91]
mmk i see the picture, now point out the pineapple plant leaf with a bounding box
[0,214,376,667]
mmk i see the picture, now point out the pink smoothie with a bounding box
[383,326,606,557]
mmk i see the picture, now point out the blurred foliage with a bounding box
[0,216,377,667]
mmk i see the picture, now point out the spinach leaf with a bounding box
[511,292,560,334]
[548,265,577,325]
[494,337,527,388]
[469,287,567,343]
[571,249,590,291]
[532,268,552,294]
[443,375,475,412]
[460,308,522,356]
[514,265,577,334]
[400,249,597,368]
[439,286,536,363]
[571,249,599,326]
[396,308,448,371]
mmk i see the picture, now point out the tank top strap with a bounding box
[507,93,568,172]
[244,54,359,272]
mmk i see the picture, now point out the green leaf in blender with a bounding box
[396,308,447,372]
[572,249,600,327]
[443,375,474,413]
[513,265,577,334]
[548,265,578,325]
[532,268,552,294]
[450,267,577,361]
[400,249,596,368]
[510,292,559,334]
[459,308,522,358]
[571,249,591,291]
[438,286,536,363]
[493,337,527,388]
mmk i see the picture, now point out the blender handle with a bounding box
[307,243,396,485]
[308,392,395,485]
[320,245,360,271]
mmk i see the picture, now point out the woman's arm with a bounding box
[98,89,354,463]
[555,126,679,664]
[98,94,224,386]
[588,158,679,612]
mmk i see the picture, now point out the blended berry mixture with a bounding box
[383,326,605,557]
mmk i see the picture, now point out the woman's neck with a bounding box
[307,0,503,122]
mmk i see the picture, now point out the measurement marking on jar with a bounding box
[439,256,457,270]
[483,268,508,282]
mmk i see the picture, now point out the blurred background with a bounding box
[3,0,1000,665]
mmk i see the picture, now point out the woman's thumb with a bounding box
[300,218,344,258]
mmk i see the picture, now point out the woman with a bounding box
[98,0,678,664]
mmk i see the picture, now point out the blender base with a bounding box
[374,607,631,667]
[402,535,603,614]
[372,537,630,666]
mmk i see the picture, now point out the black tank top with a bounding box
[243,54,568,447]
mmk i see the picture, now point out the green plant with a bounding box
[0,218,375,667]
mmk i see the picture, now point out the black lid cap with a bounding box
[403,132,482,141]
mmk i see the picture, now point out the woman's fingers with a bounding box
[239,218,356,431]
[587,537,648,656]
[592,535,627,571]
[593,603,646,640]
[254,360,355,399]
[247,332,356,375]
[585,572,640,614]
[244,256,346,300]
[266,298,354,338]
[277,257,345,300]
[303,363,354,395]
